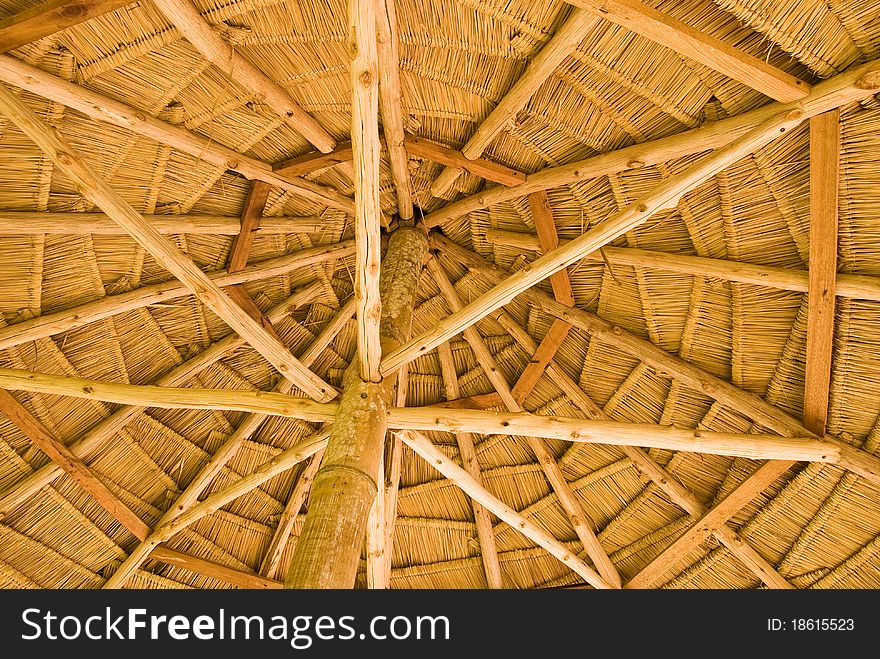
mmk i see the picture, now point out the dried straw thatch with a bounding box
[0,0,878,590]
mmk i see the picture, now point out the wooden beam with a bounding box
[429,9,600,197]
[0,283,324,519]
[273,142,354,179]
[349,0,384,383]
[0,212,329,235]
[0,82,336,402]
[383,109,804,376]
[624,460,794,588]
[485,228,880,302]
[376,0,413,219]
[0,55,353,213]
[103,428,331,588]
[149,546,282,589]
[151,0,334,152]
[494,310,793,589]
[437,341,504,588]
[510,192,575,404]
[0,389,150,540]
[565,0,809,103]
[0,241,351,352]
[803,110,840,435]
[0,0,132,53]
[428,258,621,588]
[426,392,504,409]
[423,57,880,228]
[259,449,324,580]
[100,302,354,588]
[398,429,612,588]
[227,182,272,273]
[287,227,428,588]
[404,135,526,187]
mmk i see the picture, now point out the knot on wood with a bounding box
[216,22,253,47]
[59,3,87,19]
[855,71,880,90]
[359,71,374,87]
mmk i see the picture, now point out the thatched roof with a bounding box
[0,0,879,590]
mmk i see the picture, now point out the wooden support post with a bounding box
[429,10,600,197]
[383,109,804,375]
[0,81,335,403]
[286,226,428,588]
[804,110,840,436]
[349,0,384,382]
[398,429,613,588]
[376,0,413,219]
[437,341,504,588]
[0,0,132,53]
[423,57,880,228]
[151,0,335,152]
[565,0,809,102]
[427,257,622,588]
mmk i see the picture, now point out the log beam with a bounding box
[423,57,880,228]
[382,110,804,375]
[803,110,840,435]
[376,0,413,219]
[398,429,612,588]
[429,257,622,588]
[286,226,428,588]
[405,135,526,187]
[273,142,354,179]
[0,81,336,402]
[565,0,809,102]
[349,0,384,382]
[0,0,132,53]
[0,55,353,213]
[151,0,335,152]
[149,546,282,589]
[485,228,880,302]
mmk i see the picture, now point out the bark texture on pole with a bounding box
[285,226,428,588]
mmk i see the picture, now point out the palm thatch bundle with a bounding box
[0,0,878,590]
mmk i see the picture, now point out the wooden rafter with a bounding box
[803,109,840,435]
[565,0,810,102]
[429,9,600,197]
[436,340,504,589]
[0,0,132,53]
[350,0,384,382]
[423,56,880,228]
[0,242,351,352]
[405,135,526,188]
[376,0,413,219]
[427,392,505,409]
[0,55,354,213]
[382,109,804,376]
[0,283,324,519]
[0,81,335,402]
[151,0,335,152]
[150,546,282,589]
[485,228,880,302]
[429,256,620,588]
[493,310,793,589]
[273,142,354,179]
[397,429,613,589]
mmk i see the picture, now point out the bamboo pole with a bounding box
[429,9,600,197]
[0,283,324,519]
[436,341,504,588]
[0,55,353,213]
[0,81,335,402]
[151,0,335,152]
[485,228,880,302]
[349,0,384,383]
[0,212,328,235]
[0,242,351,353]
[492,310,794,589]
[382,110,803,375]
[376,0,413,219]
[428,257,621,587]
[398,429,613,588]
[423,57,880,228]
[286,226,428,588]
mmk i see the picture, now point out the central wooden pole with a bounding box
[285,226,427,588]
